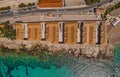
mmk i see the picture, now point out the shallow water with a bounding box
[10,66,73,77]
[0,55,74,77]
[0,45,120,77]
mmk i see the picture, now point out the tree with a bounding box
[27,3,32,7]
[19,3,26,8]
[38,0,41,3]
[1,21,16,40]
[0,6,11,11]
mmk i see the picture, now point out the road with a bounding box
[0,0,112,21]
[19,0,112,13]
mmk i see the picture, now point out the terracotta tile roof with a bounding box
[38,0,62,7]
[40,0,61,3]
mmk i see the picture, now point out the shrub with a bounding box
[19,3,27,8]
[0,21,16,40]
[0,6,11,11]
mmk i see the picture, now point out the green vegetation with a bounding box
[0,6,10,11]
[103,2,120,19]
[85,0,100,5]
[18,2,35,8]
[38,0,41,3]
[18,3,27,8]
[104,2,120,16]
[27,3,35,7]
[0,21,16,40]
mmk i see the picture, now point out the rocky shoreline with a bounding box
[0,38,114,60]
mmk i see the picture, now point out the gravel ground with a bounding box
[108,24,120,45]
[64,0,86,6]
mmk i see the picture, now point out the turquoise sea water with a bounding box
[0,55,74,77]
[10,66,73,77]
[0,45,120,77]
[114,45,120,65]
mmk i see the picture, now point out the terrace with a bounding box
[89,26,94,44]
[45,22,59,44]
[88,22,98,45]
[27,23,41,41]
[64,22,77,44]
[14,21,108,46]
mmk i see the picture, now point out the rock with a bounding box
[0,38,114,60]
[74,50,80,58]
[92,47,100,59]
